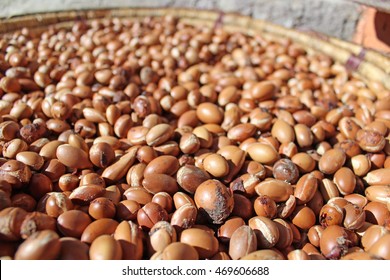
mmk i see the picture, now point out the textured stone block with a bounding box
[0,0,364,41]
[252,0,362,40]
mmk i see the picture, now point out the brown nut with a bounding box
[145,123,174,146]
[218,86,239,106]
[230,174,259,197]
[153,141,180,156]
[15,151,44,171]
[291,205,316,230]
[19,122,47,144]
[294,172,318,205]
[229,225,257,260]
[58,237,89,260]
[351,154,371,177]
[242,161,266,179]
[114,220,144,260]
[318,148,346,174]
[88,197,116,219]
[45,192,73,218]
[341,251,380,260]
[254,179,293,202]
[0,160,32,189]
[89,234,122,260]
[126,163,146,188]
[227,123,257,143]
[14,230,61,260]
[27,173,52,200]
[343,203,366,230]
[247,143,280,165]
[364,168,390,186]
[356,129,386,153]
[344,193,368,209]
[231,193,253,220]
[57,209,92,238]
[307,225,324,247]
[196,102,224,124]
[271,119,295,144]
[114,114,133,138]
[101,147,138,183]
[364,201,390,226]
[250,81,276,101]
[319,225,352,259]
[291,152,316,173]
[365,185,390,204]
[272,158,299,184]
[319,178,340,202]
[294,124,314,148]
[287,249,310,260]
[123,187,153,205]
[103,185,121,204]
[3,139,28,159]
[69,184,106,205]
[333,167,356,195]
[179,133,201,154]
[180,228,219,259]
[81,218,119,244]
[240,249,285,260]
[368,234,390,260]
[170,203,197,230]
[194,179,234,224]
[56,144,92,169]
[127,126,149,145]
[202,153,230,178]
[172,194,193,213]
[0,190,11,211]
[248,216,280,249]
[116,200,140,221]
[143,155,179,176]
[319,203,344,227]
[80,173,106,188]
[277,194,297,219]
[39,140,64,160]
[176,165,210,194]
[0,121,19,141]
[20,212,56,239]
[217,145,246,183]
[217,216,246,243]
[152,192,174,213]
[254,195,277,218]
[142,174,178,195]
[137,202,169,230]
[148,221,177,253]
[273,218,294,250]
[192,126,213,148]
[161,242,199,260]
[0,207,28,241]
[137,146,158,165]
[89,142,115,168]
[361,225,389,251]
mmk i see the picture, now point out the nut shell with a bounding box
[194,179,234,224]
[15,230,60,260]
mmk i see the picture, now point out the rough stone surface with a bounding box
[0,0,363,41]
[252,0,362,40]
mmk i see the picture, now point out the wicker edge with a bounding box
[1,7,390,90]
[328,37,390,75]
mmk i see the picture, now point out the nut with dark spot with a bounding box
[194,179,234,224]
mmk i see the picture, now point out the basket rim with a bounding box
[1,7,390,90]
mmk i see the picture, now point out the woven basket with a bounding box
[1,7,390,90]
